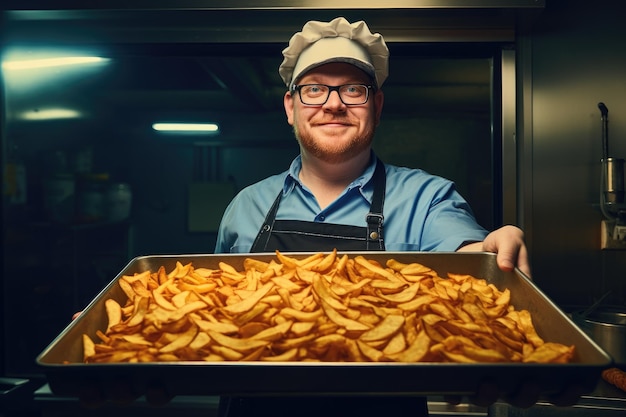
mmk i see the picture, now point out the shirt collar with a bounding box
[283,152,379,203]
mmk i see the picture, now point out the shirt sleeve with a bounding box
[420,180,489,251]
[381,165,488,252]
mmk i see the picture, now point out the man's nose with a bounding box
[323,90,345,109]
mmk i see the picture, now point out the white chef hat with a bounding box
[279,17,389,89]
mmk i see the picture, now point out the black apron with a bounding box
[219,158,429,417]
[250,158,387,253]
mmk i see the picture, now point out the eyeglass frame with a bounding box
[290,83,375,106]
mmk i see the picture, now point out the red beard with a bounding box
[293,117,375,164]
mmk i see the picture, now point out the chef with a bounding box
[213,17,529,417]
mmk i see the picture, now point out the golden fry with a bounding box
[359,314,405,343]
[221,282,274,315]
[82,251,575,365]
[104,299,122,332]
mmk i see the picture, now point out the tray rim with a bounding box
[35,251,614,397]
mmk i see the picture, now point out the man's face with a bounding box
[284,62,384,164]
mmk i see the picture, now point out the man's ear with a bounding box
[284,91,295,126]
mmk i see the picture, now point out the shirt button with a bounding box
[319,215,325,221]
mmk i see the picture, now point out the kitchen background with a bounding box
[1,0,625,413]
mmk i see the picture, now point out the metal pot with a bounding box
[573,306,626,365]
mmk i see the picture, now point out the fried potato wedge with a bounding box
[82,252,574,365]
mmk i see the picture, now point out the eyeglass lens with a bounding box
[297,84,370,105]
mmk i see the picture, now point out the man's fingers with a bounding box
[482,225,531,277]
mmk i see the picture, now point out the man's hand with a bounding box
[458,225,531,277]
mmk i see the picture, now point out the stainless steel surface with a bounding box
[490,378,626,416]
[603,158,625,205]
[428,398,487,416]
[579,290,612,318]
[501,49,518,225]
[1,0,546,11]
[2,3,542,45]
[37,252,611,400]
[525,0,626,311]
[573,306,626,365]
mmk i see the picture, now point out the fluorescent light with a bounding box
[152,123,220,133]
[2,56,109,70]
[19,108,82,120]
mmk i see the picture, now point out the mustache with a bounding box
[313,116,353,125]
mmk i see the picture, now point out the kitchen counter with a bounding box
[489,378,626,417]
[21,377,625,417]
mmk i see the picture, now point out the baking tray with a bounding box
[36,252,612,399]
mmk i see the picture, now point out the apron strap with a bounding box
[250,191,282,252]
[366,158,386,250]
[251,157,387,253]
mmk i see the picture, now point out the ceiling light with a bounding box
[2,56,109,70]
[152,123,220,133]
[19,108,82,120]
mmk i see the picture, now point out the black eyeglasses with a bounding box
[291,84,373,106]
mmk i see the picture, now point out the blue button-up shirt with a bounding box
[215,154,488,254]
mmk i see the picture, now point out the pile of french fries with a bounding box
[82,250,575,364]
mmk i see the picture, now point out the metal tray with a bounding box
[36,252,612,399]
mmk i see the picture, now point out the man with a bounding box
[213,17,534,417]
[215,17,529,277]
